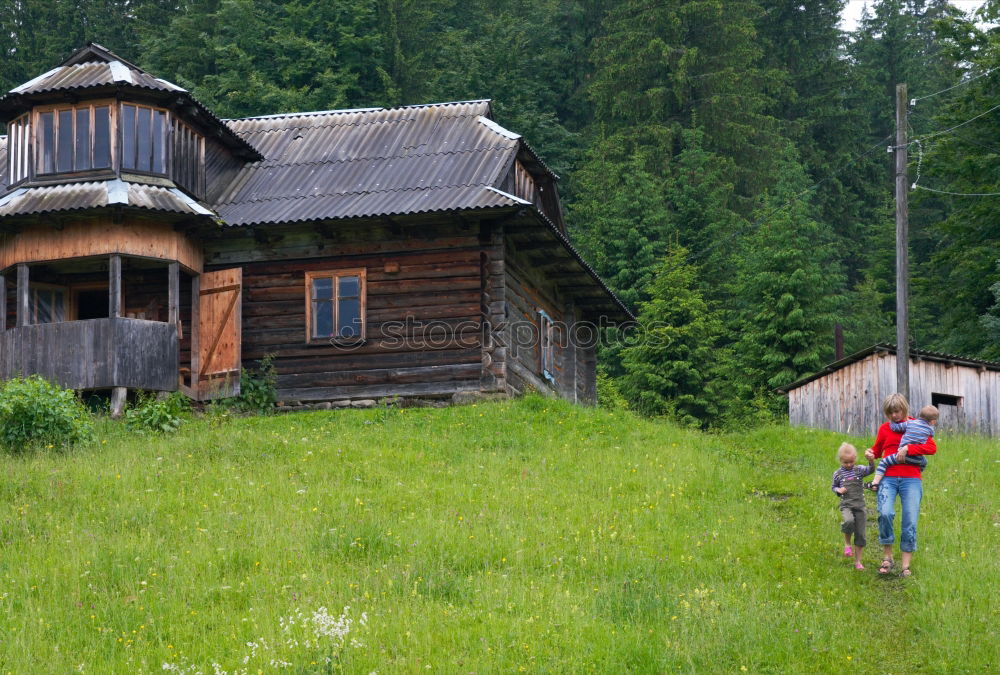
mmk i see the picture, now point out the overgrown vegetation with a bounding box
[218,355,278,415]
[123,391,191,434]
[0,375,94,451]
[0,399,995,672]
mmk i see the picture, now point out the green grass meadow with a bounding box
[1,396,997,673]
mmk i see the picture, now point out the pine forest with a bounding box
[3,0,999,426]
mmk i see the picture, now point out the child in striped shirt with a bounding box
[868,405,938,492]
[832,442,875,569]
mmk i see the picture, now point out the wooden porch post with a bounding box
[109,254,126,417]
[16,263,29,327]
[0,273,6,331]
[109,254,122,318]
[189,274,201,396]
[168,262,180,327]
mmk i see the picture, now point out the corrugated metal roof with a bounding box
[8,61,183,97]
[0,44,261,160]
[0,180,216,219]
[215,101,523,225]
[777,343,1000,393]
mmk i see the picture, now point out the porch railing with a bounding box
[0,317,178,391]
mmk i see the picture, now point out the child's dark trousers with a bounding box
[840,506,867,548]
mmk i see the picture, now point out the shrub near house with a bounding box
[0,376,93,450]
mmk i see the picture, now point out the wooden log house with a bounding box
[778,344,1000,437]
[0,44,630,407]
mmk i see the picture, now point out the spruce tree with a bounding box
[567,145,673,310]
[585,0,784,199]
[727,151,843,398]
[620,246,725,427]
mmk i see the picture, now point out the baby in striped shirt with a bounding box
[868,405,938,491]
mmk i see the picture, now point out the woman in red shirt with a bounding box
[865,393,937,577]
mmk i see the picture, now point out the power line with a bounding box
[905,102,1000,146]
[910,67,996,104]
[910,125,1000,196]
[913,184,1000,197]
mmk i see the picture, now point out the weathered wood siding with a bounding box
[788,352,1000,436]
[1,267,192,384]
[0,215,203,272]
[479,222,507,394]
[122,267,193,377]
[503,240,592,403]
[204,219,488,402]
[0,317,177,390]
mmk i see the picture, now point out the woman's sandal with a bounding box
[901,568,912,578]
[878,559,894,575]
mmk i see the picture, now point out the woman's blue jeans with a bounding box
[877,476,923,552]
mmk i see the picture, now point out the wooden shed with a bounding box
[0,44,631,409]
[778,343,1000,437]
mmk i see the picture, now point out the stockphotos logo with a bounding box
[328,316,671,352]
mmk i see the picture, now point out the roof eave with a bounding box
[521,206,633,322]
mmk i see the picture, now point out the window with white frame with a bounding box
[7,113,31,184]
[538,308,556,383]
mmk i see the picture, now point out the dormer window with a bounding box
[171,116,205,196]
[121,103,167,174]
[6,100,206,197]
[36,103,112,175]
[8,114,30,184]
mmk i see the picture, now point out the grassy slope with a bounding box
[0,397,996,673]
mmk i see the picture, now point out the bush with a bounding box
[124,391,190,434]
[596,369,629,411]
[221,355,278,415]
[0,376,94,451]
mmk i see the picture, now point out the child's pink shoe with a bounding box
[843,545,853,557]
[855,562,865,570]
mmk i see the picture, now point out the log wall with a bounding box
[479,221,506,394]
[788,351,1000,436]
[204,219,488,403]
[503,240,593,403]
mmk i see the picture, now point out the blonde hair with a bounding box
[837,442,858,463]
[919,405,939,422]
[883,393,909,419]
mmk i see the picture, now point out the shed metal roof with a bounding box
[777,343,1000,393]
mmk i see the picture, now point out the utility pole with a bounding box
[895,83,910,400]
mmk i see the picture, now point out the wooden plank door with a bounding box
[193,268,242,400]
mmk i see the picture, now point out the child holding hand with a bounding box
[832,442,874,569]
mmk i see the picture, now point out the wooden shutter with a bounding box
[193,268,242,399]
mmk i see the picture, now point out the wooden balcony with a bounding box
[0,317,178,391]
